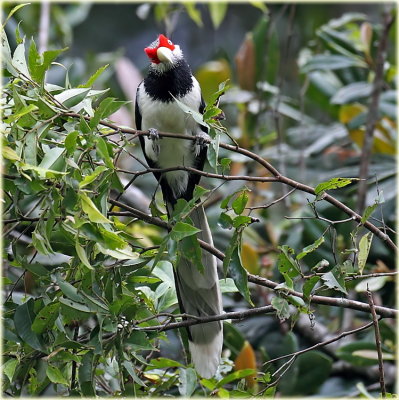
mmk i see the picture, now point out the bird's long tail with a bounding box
[172,204,223,379]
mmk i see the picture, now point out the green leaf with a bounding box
[65,130,79,154]
[224,233,253,305]
[78,352,95,396]
[321,266,347,294]
[355,276,388,292]
[56,275,85,302]
[178,367,197,396]
[358,232,373,274]
[24,131,37,165]
[208,2,227,29]
[2,146,20,161]
[336,342,383,367]
[4,104,38,124]
[80,192,111,223]
[96,243,140,260]
[46,365,69,386]
[179,234,204,273]
[28,39,67,84]
[361,203,378,224]
[2,3,31,29]
[271,297,291,321]
[232,215,252,228]
[123,360,147,386]
[278,245,300,278]
[32,302,60,333]
[170,221,201,241]
[95,136,113,169]
[297,236,325,260]
[75,241,93,269]
[217,369,256,387]
[171,94,208,128]
[79,166,108,188]
[79,64,109,88]
[125,331,154,351]
[2,276,13,285]
[54,88,91,108]
[303,276,321,300]
[20,163,67,179]
[218,212,233,229]
[148,357,184,369]
[219,278,239,293]
[330,82,372,105]
[183,3,203,27]
[12,42,31,78]
[38,146,64,170]
[59,297,92,313]
[301,54,367,73]
[14,299,44,351]
[232,190,249,215]
[314,177,358,195]
[3,358,18,382]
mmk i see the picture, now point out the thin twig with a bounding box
[367,287,386,398]
[247,188,297,210]
[109,198,397,318]
[264,318,376,365]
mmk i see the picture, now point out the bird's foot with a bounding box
[148,128,160,155]
[194,132,211,156]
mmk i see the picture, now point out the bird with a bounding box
[135,34,223,379]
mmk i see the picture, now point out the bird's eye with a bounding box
[168,40,172,45]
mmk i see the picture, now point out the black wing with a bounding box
[135,82,143,131]
[136,82,162,185]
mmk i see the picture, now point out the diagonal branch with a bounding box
[108,198,397,319]
[264,318,376,365]
[61,110,396,252]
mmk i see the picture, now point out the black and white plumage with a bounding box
[135,34,223,378]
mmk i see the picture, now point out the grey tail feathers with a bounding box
[173,204,223,379]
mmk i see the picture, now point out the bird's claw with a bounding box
[195,132,211,146]
[194,132,211,156]
[148,128,160,155]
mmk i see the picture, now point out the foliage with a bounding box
[2,3,396,398]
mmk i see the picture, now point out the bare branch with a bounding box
[367,287,386,397]
[107,198,397,319]
[248,274,397,319]
[264,319,376,365]
[130,305,275,332]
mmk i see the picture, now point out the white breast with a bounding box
[137,78,202,198]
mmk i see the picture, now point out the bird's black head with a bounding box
[144,34,184,72]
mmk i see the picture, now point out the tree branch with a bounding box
[131,305,275,332]
[264,318,377,365]
[61,111,396,251]
[367,287,386,397]
[107,198,397,319]
[356,11,395,214]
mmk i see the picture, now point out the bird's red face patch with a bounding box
[144,34,175,64]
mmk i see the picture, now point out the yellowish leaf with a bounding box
[234,340,257,388]
[235,33,256,91]
[2,146,20,161]
[241,242,260,274]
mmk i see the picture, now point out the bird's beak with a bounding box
[157,47,174,64]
